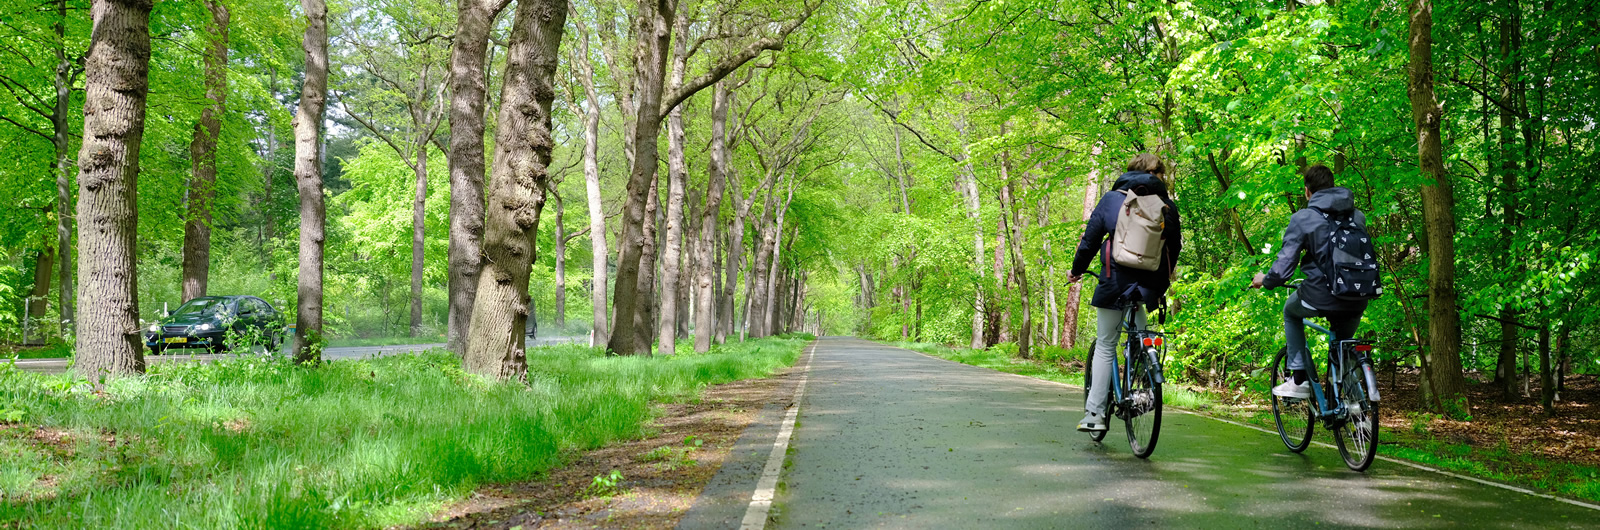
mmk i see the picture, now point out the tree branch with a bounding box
[656,0,820,122]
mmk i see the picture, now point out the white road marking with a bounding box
[897,345,1600,513]
[740,340,816,530]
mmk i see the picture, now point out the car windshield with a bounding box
[173,298,229,317]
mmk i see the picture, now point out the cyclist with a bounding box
[1249,164,1369,399]
[1068,153,1182,432]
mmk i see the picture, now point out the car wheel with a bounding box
[150,345,164,355]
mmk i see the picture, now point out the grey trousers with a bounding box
[1283,291,1362,373]
[1085,305,1146,419]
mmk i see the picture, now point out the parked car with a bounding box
[144,295,283,354]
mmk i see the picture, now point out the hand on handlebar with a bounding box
[1249,273,1266,289]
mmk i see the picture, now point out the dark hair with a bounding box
[1303,164,1335,194]
[1126,153,1166,174]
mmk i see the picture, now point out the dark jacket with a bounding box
[1262,186,1370,313]
[1070,171,1182,310]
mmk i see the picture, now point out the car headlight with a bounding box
[149,323,160,332]
[197,323,214,331]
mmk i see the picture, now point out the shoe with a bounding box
[1077,415,1109,432]
[1272,380,1312,399]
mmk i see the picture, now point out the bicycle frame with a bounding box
[1105,301,1166,417]
[1296,319,1379,424]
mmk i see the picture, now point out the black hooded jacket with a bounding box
[1070,171,1182,311]
[1262,186,1370,313]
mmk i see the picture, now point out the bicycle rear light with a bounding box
[1354,344,1373,352]
[1141,337,1164,347]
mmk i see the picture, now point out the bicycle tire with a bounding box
[1333,361,1379,471]
[1124,347,1162,459]
[1083,353,1108,442]
[1270,348,1314,453]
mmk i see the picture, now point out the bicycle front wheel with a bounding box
[1333,361,1379,471]
[1124,348,1162,459]
[1270,348,1314,453]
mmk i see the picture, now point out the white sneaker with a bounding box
[1077,415,1109,432]
[1272,380,1311,399]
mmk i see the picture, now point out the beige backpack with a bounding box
[1111,190,1167,271]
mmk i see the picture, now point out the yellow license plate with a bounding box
[165,337,188,344]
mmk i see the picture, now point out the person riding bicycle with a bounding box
[1068,153,1182,432]
[1249,164,1368,399]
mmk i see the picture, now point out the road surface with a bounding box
[6,335,584,374]
[773,337,1596,528]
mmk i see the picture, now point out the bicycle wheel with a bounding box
[1270,348,1314,453]
[1124,346,1162,458]
[1083,352,1108,442]
[1333,361,1379,471]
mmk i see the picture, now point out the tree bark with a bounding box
[54,0,76,332]
[657,16,691,353]
[1406,0,1469,413]
[410,141,427,336]
[463,0,567,379]
[1539,323,1553,414]
[1000,155,1031,359]
[607,0,675,356]
[746,186,778,339]
[762,184,796,338]
[1492,7,1523,400]
[181,0,228,303]
[74,0,153,380]
[292,0,329,364]
[446,0,509,353]
[694,81,730,352]
[570,17,609,347]
[721,168,753,341]
[1065,160,1100,349]
[553,194,567,329]
[632,177,662,353]
[959,162,985,349]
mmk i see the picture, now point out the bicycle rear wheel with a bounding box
[1083,353,1107,442]
[1270,348,1314,453]
[1333,361,1379,471]
[1124,347,1162,458]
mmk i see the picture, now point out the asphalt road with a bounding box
[6,335,584,374]
[774,337,1597,529]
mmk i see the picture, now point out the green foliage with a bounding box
[0,336,806,528]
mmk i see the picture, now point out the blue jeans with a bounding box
[1284,291,1362,375]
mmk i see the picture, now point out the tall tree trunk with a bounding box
[694,81,730,352]
[992,216,1009,344]
[553,195,567,329]
[1000,156,1031,359]
[721,170,751,342]
[410,142,428,336]
[74,0,153,380]
[1406,0,1469,413]
[1539,323,1553,414]
[607,0,674,356]
[1065,160,1100,349]
[463,0,567,379]
[446,0,508,354]
[181,0,229,303]
[746,187,778,339]
[763,185,795,338]
[958,162,985,349]
[54,0,75,333]
[1492,7,1523,400]
[292,0,329,363]
[571,18,609,346]
[657,18,690,353]
[28,248,54,320]
[633,178,662,353]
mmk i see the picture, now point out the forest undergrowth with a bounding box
[892,340,1600,505]
[0,335,809,529]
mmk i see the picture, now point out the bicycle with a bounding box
[1080,272,1166,459]
[1267,283,1381,472]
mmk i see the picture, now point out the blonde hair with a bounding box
[1126,153,1166,174]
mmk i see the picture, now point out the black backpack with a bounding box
[1317,209,1383,301]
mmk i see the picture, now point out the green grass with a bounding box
[0,334,811,529]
